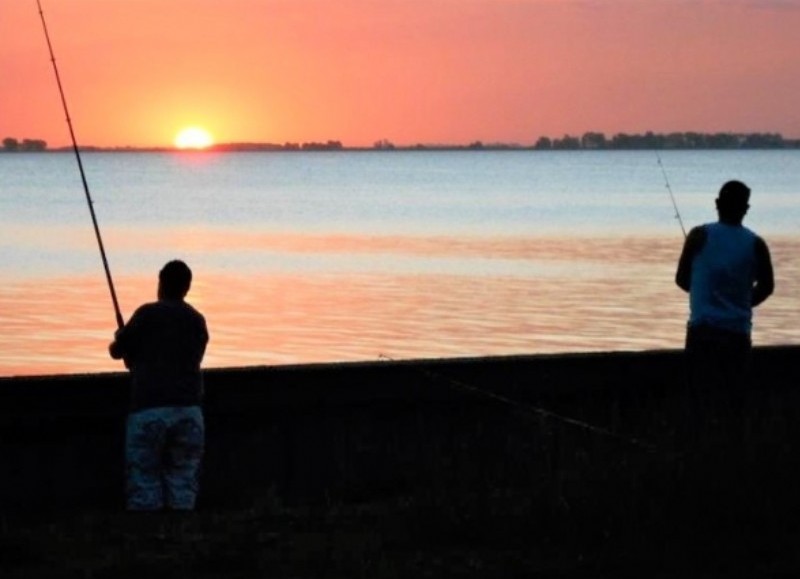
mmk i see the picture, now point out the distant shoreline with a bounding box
[3,131,800,153]
[3,143,800,154]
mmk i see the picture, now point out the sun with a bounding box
[174,126,214,150]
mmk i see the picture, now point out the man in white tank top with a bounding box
[675,180,774,441]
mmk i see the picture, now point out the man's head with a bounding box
[158,260,192,300]
[716,180,750,224]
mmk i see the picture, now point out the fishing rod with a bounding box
[378,354,656,452]
[656,151,687,238]
[36,0,124,329]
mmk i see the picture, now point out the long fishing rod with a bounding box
[656,151,687,238]
[36,0,124,329]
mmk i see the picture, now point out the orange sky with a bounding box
[2,0,798,149]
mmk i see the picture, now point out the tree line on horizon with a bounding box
[2,137,47,152]
[2,132,798,153]
[378,132,799,151]
[529,131,797,150]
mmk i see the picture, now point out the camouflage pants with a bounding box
[126,406,204,511]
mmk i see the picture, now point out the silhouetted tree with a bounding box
[301,140,343,151]
[741,133,783,149]
[664,133,687,149]
[705,133,739,149]
[581,132,606,149]
[20,139,47,152]
[642,131,664,149]
[373,139,395,150]
[2,137,19,152]
[683,132,705,148]
[552,135,580,150]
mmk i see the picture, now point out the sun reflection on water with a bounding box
[1,234,798,377]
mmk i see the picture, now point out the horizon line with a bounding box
[4,130,800,153]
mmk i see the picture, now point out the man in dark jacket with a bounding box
[110,260,209,511]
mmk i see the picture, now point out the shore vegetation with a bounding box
[2,131,799,153]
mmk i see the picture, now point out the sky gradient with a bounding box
[2,0,799,148]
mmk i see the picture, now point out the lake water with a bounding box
[1,149,799,377]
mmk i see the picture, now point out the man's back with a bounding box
[112,299,208,410]
[688,222,758,334]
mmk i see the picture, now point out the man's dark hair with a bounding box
[159,260,192,299]
[717,180,750,222]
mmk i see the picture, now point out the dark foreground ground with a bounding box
[3,429,800,578]
[2,491,799,578]
[3,349,800,577]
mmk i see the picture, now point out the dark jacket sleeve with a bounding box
[108,307,145,361]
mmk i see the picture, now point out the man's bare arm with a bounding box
[675,226,707,292]
[752,236,774,307]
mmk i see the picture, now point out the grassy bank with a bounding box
[3,349,800,576]
[3,422,800,578]
[2,493,798,577]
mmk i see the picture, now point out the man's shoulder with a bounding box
[130,301,161,318]
[182,301,206,320]
[685,224,709,251]
[744,225,767,243]
[179,302,208,335]
[753,233,771,254]
[688,224,709,237]
[134,300,203,319]
[734,225,768,251]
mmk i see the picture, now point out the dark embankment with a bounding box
[2,347,800,575]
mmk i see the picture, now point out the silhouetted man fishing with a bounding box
[675,180,774,441]
[109,260,209,511]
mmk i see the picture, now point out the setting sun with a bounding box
[174,127,214,149]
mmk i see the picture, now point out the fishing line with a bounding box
[656,151,687,238]
[36,0,124,329]
[378,354,656,451]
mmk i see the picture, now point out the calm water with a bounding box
[1,150,799,376]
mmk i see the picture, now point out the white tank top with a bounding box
[689,222,757,334]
